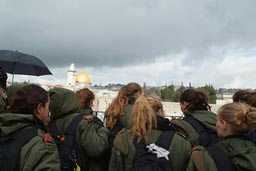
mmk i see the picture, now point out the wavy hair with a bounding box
[129,96,157,143]
[105,82,142,129]
[218,102,256,135]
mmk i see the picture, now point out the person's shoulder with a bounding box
[113,130,130,155]
[114,129,129,141]
[23,129,57,152]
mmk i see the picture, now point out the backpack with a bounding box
[49,113,87,171]
[183,115,220,147]
[132,130,175,171]
[0,128,37,171]
[103,118,124,170]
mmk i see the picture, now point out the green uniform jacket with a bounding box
[49,87,109,171]
[109,129,191,171]
[171,110,217,147]
[119,104,134,129]
[187,137,256,171]
[0,113,60,171]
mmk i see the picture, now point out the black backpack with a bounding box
[132,130,175,171]
[0,128,37,171]
[49,114,87,171]
[183,115,221,147]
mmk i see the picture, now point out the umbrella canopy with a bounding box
[0,50,52,83]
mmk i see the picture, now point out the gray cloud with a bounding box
[1,0,256,87]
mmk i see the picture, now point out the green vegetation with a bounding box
[147,84,217,104]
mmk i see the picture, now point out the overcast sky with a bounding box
[1,0,256,88]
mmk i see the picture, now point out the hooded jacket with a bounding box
[171,110,217,147]
[0,113,60,171]
[49,87,109,171]
[187,136,256,171]
[109,116,191,171]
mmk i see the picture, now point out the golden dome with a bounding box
[76,72,91,84]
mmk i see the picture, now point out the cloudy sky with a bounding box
[1,0,256,88]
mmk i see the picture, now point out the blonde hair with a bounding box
[146,95,164,117]
[218,102,256,135]
[129,96,157,143]
[105,82,142,129]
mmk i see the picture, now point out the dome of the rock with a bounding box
[76,72,91,84]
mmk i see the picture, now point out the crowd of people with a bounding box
[0,66,256,171]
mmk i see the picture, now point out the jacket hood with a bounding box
[218,137,256,170]
[49,87,80,119]
[0,113,34,136]
[186,110,217,130]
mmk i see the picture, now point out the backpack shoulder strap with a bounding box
[65,113,87,170]
[1,127,37,171]
[207,145,238,171]
[183,115,206,135]
[49,113,85,139]
[155,130,175,150]
[66,113,85,135]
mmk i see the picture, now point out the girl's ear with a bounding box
[221,119,228,131]
[34,103,43,116]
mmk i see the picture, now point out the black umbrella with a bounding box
[0,50,52,83]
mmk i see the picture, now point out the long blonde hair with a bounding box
[105,82,142,129]
[218,102,256,135]
[129,96,157,143]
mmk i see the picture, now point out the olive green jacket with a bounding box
[49,87,109,171]
[119,104,134,129]
[109,129,191,171]
[171,110,217,147]
[0,113,60,171]
[187,137,256,171]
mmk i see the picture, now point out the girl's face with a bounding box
[35,97,50,126]
[89,99,94,108]
[180,101,189,112]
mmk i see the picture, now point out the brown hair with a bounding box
[180,88,211,112]
[105,82,142,129]
[129,96,157,143]
[233,90,256,108]
[76,88,95,112]
[233,90,251,103]
[218,102,256,135]
[10,84,48,114]
[146,95,164,117]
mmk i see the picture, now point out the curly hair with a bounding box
[75,88,95,112]
[218,102,256,135]
[105,82,142,129]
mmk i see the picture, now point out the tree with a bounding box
[198,84,217,104]
[160,85,175,102]
[174,85,186,102]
